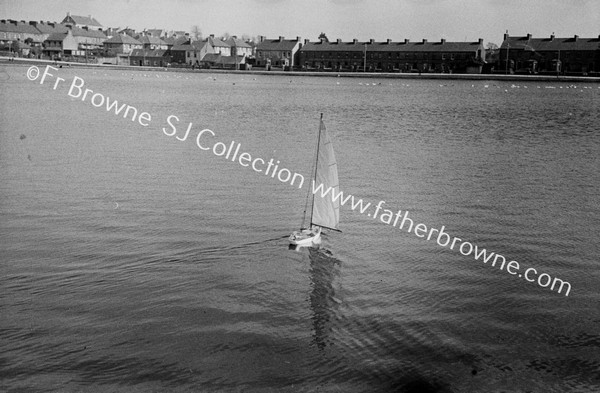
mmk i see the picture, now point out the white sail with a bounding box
[311,120,340,231]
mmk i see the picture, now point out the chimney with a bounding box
[574,34,579,41]
[550,34,555,41]
[404,38,410,44]
[49,22,55,27]
[67,12,70,17]
[296,36,301,41]
[441,38,446,44]
[422,38,427,44]
[526,33,532,40]
[304,38,309,44]
[336,38,341,44]
[478,38,483,45]
[503,31,508,41]
[369,38,374,44]
[210,34,214,38]
[29,21,38,26]
[279,36,284,41]
[386,38,392,44]
[83,26,88,31]
[21,20,26,24]
[353,38,358,44]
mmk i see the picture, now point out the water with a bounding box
[1,65,599,392]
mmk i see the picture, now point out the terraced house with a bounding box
[255,36,302,69]
[499,33,600,76]
[60,12,102,31]
[298,37,486,73]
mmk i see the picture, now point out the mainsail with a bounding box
[310,119,340,231]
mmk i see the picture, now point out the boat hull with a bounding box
[289,227,321,248]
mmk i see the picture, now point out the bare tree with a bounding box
[191,25,202,41]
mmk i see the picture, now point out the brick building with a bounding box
[255,36,302,69]
[298,37,485,73]
[499,33,600,75]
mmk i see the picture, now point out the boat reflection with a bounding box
[307,247,343,350]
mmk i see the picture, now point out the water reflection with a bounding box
[307,247,343,350]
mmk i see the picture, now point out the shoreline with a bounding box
[3,56,600,83]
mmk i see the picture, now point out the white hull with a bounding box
[289,227,322,248]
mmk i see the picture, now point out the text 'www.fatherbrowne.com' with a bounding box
[312,182,572,297]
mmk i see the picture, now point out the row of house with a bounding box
[499,33,600,75]
[126,34,253,68]
[0,14,255,69]
[297,37,486,73]
[1,14,599,74]
[0,18,106,58]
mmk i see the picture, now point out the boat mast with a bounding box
[309,113,324,228]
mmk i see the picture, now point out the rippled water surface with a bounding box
[1,65,599,392]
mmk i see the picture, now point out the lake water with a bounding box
[1,64,599,392]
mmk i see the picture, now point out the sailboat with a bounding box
[289,114,341,248]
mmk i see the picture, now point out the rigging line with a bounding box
[309,114,324,227]
[300,114,321,229]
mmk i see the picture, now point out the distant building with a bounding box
[42,29,78,59]
[499,33,600,75]
[185,40,211,67]
[30,21,68,44]
[200,53,246,69]
[255,36,302,69]
[118,27,137,38]
[103,27,121,38]
[206,35,230,56]
[129,48,170,67]
[143,29,163,38]
[164,30,188,39]
[0,19,44,47]
[162,35,188,50]
[137,35,168,50]
[225,36,253,57]
[61,12,102,31]
[299,37,486,73]
[103,34,142,55]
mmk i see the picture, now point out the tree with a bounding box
[191,25,202,41]
[318,32,329,42]
[485,42,499,63]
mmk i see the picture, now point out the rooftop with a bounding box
[501,33,600,51]
[301,38,484,52]
[256,36,301,51]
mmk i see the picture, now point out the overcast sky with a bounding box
[2,0,599,44]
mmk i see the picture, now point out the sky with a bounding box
[2,0,599,45]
